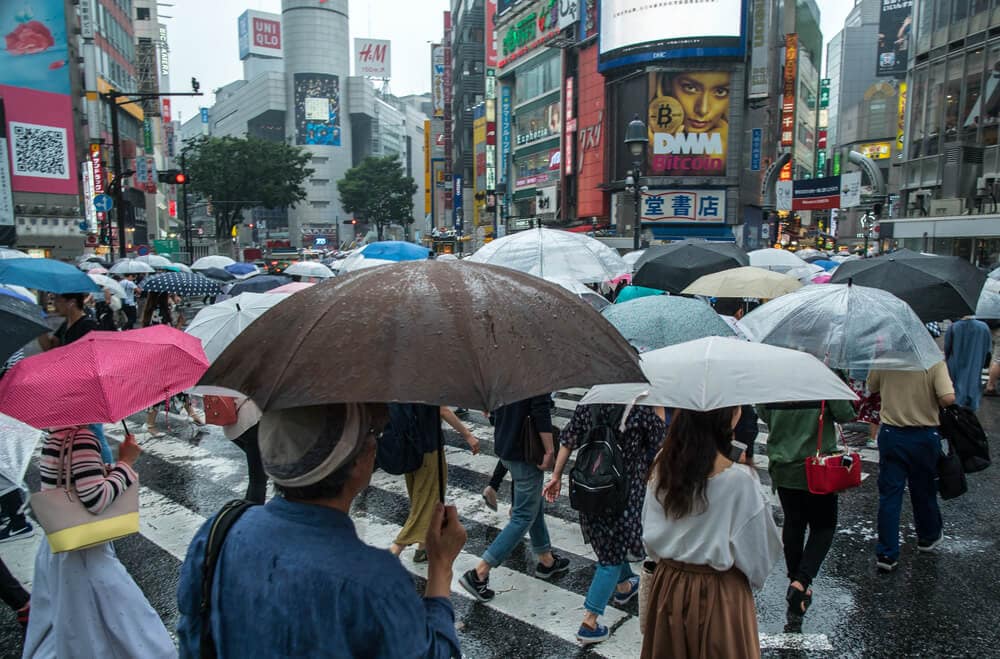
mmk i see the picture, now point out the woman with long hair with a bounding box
[641,407,781,659]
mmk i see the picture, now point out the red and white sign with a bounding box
[168,200,177,218]
[90,144,106,225]
[162,99,171,123]
[237,10,282,60]
[354,39,391,78]
[485,0,499,68]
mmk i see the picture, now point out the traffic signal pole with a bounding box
[181,150,192,262]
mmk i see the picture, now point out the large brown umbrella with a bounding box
[199,260,644,412]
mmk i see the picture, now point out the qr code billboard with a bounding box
[10,122,70,180]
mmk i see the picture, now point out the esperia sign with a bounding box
[499,0,562,69]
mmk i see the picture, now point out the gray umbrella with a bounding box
[601,295,734,353]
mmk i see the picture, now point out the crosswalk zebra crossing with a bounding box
[0,390,876,657]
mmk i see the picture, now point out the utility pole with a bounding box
[181,149,192,261]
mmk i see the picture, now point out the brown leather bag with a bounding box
[203,395,239,426]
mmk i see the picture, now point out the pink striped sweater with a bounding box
[40,427,137,514]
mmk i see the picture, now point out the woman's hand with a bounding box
[542,474,562,503]
[465,432,480,455]
[118,434,141,466]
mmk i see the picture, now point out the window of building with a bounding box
[934,0,951,31]
[943,56,963,141]
[137,7,150,20]
[924,61,945,156]
[973,0,990,14]
[910,67,928,158]
[962,48,985,142]
[954,0,968,21]
[514,54,560,103]
[984,44,1000,146]
[916,0,932,43]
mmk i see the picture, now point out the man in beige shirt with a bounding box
[868,362,955,573]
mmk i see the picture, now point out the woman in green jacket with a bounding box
[756,400,856,616]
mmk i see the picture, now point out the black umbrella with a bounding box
[225,275,291,296]
[141,272,221,297]
[200,267,236,282]
[632,241,749,294]
[830,249,986,322]
[0,291,50,364]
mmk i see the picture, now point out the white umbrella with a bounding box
[88,266,109,275]
[136,254,172,267]
[88,273,126,298]
[335,252,395,273]
[192,255,237,271]
[284,261,335,279]
[748,248,807,273]
[0,248,28,259]
[622,250,646,271]
[543,276,610,312]
[436,253,459,261]
[110,259,155,275]
[466,227,628,283]
[78,261,106,272]
[0,412,43,491]
[786,263,826,283]
[580,336,857,411]
[185,292,291,362]
[681,266,802,299]
[976,278,1000,318]
[831,254,861,264]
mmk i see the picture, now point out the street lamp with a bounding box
[624,115,649,250]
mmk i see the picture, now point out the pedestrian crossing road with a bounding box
[0,392,890,657]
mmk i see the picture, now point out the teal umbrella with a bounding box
[602,295,734,352]
[614,285,663,304]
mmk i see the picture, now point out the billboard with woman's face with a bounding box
[646,71,731,177]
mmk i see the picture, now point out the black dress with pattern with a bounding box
[560,404,667,566]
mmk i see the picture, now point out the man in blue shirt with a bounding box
[177,403,465,658]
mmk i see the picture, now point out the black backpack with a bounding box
[376,404,424,475]
[939,405,991,473]
[569,405,628,516]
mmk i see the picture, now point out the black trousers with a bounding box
[776,487,838,588]
[123,304,137,329]
[0,557,28,611]
[233,426,267,504]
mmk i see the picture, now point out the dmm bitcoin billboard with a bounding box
[646,71,730,177]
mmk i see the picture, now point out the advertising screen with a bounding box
[515,100,561,147]
[646,71,731,177]
[0,0,78,196]
[876,0,912,78]
[293,73,341,146]
[599,0,745,71]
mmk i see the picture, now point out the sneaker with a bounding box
[536,553,571,580]
[459,569,495,602]
[917,533,944,553]
[0,522,33,544]
[611,576,640,606]
[876,555,898,572]
[482,486,498,512]
[866,439,878,450]
[413,548,428,563]
[576,622,610,645]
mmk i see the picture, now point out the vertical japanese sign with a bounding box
[90,144,105,229]
[781,34,798,148]
[432,45,445,118]
[564,76,575,176]
[500,85,512,184]
[454,174,463,233]
[444,12,453,212]
[485,0,499,68]
[896,81,907,152]
[749,0,770,99]
[81,159,97,232]
[750,128,762,171]
[143,119,154,152]
[424,119,432,215]
[161,99,171,123]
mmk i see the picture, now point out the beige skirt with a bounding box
[641,559,760,659]
[393,450,446,547]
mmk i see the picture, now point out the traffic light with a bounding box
[157,169,189,184]
[192,77,201,93]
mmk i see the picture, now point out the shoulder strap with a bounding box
[200,499,258,659]
[816,401,826,455]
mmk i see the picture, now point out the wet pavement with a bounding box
[1,392,999,657]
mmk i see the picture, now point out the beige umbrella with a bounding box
[681,266,802,299]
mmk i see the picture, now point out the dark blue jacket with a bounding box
[492,395,553,462]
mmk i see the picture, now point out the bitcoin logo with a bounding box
[648,95,684,134]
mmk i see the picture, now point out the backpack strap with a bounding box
[200,499,258,659]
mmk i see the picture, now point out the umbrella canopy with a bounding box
[601,296,734,353]
[748,248,807,272]
[812,259,840,271]
[975,278,1000,319]
[225,262,259,276]
[225,275,291,296]
[787,263,827,283]
[830,254,861,264]
[0,325,209,428]
[1,286,36,305]
[436,254,459,261]
[88,273,126,298]
[199,267,236,282]
[632,241,749,294]
[88,266,109,275]
[0,412,43,489]
[681,266,802,299]
[614,285,663,304]
[78,260,106,272]
[110,258,155,275]
[622,250,646,270]
[186,293,291,363]
[543,276,610,312]
[161,263,193,274]
[989,266,1000,281]
[142,271,221,297]
[830,250,986,322]
[0,258,100,294]
[200,261,645,411]
[270,281,315,294]
[336,254,395,272]
[360,241,432,262]
[811,273,833,284]
[136,254,173,267]
[0,248,29,259]
[580,337,858,411]
[796,249,825,261]
[285,261,335,279]
[0,293,49,365]
[739,283,943,371]
[192,255,236,271]
[466,227,628,284]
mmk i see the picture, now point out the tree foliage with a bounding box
[337,155,417,240]
[182,136,313,243]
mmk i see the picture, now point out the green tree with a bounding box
[337,155,417,241]
[181,136,314,247]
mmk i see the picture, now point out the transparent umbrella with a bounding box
[466,227,628,283]
[976,278,1000,319]
[748,248,807,273]
[739,283,943,371]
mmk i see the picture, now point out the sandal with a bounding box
[785,584,812,616]
[413,548,428,563]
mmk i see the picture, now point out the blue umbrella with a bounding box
[226,275,291,296]
[360,241,431,262]
[614,285,663,304]
[602,295,734,352]
[813,259,839,272]
[226,262,258,276]
[0,258,100,294]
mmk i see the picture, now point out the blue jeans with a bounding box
[876,425,944,560]
[482,460,551,567]
[90,424,114,464]
[584,562,635,616]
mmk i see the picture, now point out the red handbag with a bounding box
[804,401,862,495]
[203,395,239,426]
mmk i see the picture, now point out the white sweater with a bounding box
[642,463,782,591]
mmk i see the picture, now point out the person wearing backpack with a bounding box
[384,405,479,562]
[542,403,667,645]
